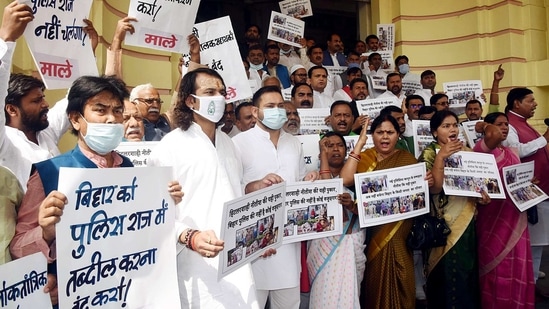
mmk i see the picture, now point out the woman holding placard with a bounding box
[418,110,488,308]
[340,114,417,309]
[473,112,535,308]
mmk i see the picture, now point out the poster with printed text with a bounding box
[354,163,429,227]
[461,120,484,148]
[325,66,347,77]
[115,141,159,167]
[186,16,252,103]
[356,97,400,128]
[279,0,313,18]
[412,120,434,159]
[283,179,343,244]
[443,80,485,108]
[298,108,330,135]
[402,80,422,97]
[127,0,200,53]
[441,151,505,199]
[56,167,180,309]
[0,252,51,308]
[20,0,98,89]
[267,11,305,48]
[370,75,387,91]
[376,24,395,52]
[219,183,286,278]
[295,134,321,173]
[503,161,548,211]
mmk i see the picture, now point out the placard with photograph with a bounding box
[461,120,484,148]
[412,120,435,158]
[441,151,505,199]
[354,163,429,227]
[503,161,549,211]
[278,0,313,18]
[298,108,331,135]
[376,24,395,52]
[267,11,305,48]
[283,179,343,244]
[443,80,485,108]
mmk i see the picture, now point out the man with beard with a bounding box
[291,83,314,108]
[122,99,145,141]
[235,101,256,132]
[130,83,171,141]
[377,72,406,104]
[463,99,483,122]
[239,24,261,57]
[329,101,356,136]
[263,44,291,89]
[282,102,300,135]
[348,78,370,134]
[3,72,71,188]
[220,102,240,137]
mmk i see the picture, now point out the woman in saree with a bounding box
[473,112,535,308]
[418,110,488,308]
[340,114,419,308]
[307,132,366,308]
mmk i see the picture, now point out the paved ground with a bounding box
[536,247,549,308]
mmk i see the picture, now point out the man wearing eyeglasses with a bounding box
[219,102,240,137]
[403,94,425,138]
[130,83,170,141]
[430,93,450,111]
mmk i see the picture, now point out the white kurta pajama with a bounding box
[148,123,258,309]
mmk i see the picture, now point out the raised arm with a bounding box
[105,16,137,77]
[488,64,504,113]
[82,19,98,56]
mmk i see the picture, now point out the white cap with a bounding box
[290,64,306,75]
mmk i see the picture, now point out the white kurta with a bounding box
[232,126,305,290]
[148,123,258,309]
[0,40,70,190]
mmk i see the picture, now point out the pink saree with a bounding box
[474,141,535,308]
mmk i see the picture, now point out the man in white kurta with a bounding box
[0,20,69,189]
[148,68,258,309]
[232,86,308,309]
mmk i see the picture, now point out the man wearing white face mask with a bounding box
[233,86,319,309]
[395,55,421,97]
[147,68,259,308]
[10,75,184,307]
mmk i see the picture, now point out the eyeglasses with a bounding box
[409,104,423,109]
[135,98,163,105]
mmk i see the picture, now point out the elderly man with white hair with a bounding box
[131,83,171,141]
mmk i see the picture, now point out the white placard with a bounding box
[343,135,373,159]
[503,161,549,211]
[0,252,51,308]
[127,0,200,53]
[115,141,159,167]
[412,120,434,159]
[21,0,98,89]
[283,179,343,243]
[298,108,330,135]
[267,11,305,48]
[56,167,180,309]
[376,24,395,52]
[354,163,429,227]
[185,16,252,103]
[441,151,505,199]
[356,97,400,122]
[278,0,313,18]
[219,183,286,278]
[461,120,484,148]
[295,134,321,173]
[443,80,485,108]
[363,50,394,74]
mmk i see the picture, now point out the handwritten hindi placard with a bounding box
[56,167,180,309]
[354,163,429,227]
[127,0,200,53]
[20,0,98,89]
[283,179,343,244]
[0,252,51,308]
[219,182,286,278]
[187,16,252,103]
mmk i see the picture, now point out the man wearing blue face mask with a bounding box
[233,86,319,309]
[148,68,259,308]
[10,75,184,307]
[395,55,421,97]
